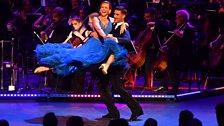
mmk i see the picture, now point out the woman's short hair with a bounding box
[100,1,112,10]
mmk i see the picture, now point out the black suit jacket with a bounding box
[47,20,71,43]
[110,23,136,53]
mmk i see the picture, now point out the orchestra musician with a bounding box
[38,7,71,91]
[141,7,162,89]
[125,7,168,89]
[33,2,54,33]
[64,15,92,47]
[40,7,71,43]
[124,8,158,88]
[154,10,197,94]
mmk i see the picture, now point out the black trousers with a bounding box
[96,66,141,114]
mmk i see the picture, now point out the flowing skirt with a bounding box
[35,37,129,76]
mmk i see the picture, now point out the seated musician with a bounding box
[64,15,92,48]
[33,2,54,33]
[125,7,167,88]
[154,10,197,94]
[40,7,71,43]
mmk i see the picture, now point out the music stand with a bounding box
[17,51,34,93]
[0,39,17,91]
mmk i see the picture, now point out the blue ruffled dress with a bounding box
[35,18,129,76]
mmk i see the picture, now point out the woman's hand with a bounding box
[91,31,99,40]
[107,34,116,41]
[74,31,82,38]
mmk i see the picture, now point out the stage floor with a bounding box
[0,94,223,126]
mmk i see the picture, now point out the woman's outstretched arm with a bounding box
[92,17,107,39]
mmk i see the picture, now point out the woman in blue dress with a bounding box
[34,1,128,76]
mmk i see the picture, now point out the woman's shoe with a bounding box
[34,66,50,73]
[99,64,108,75]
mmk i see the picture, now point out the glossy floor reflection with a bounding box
[0,94,223,126]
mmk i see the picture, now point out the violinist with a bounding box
[33,2,54,33]
[64,15,92,47]
[38,7,71,92]
[154,10,197,94]
[40,7,71,43]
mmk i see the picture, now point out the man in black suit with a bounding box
[40,7,71,43]
[96,6,143,121]
[155,10,197,94]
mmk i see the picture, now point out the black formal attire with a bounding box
[143,20,168,88]
[47,19,71,43]
[96,23,143,120]
[165,22,197,93]
[45,19,72,90]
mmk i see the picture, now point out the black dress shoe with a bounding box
[129,109,144,121]
[102,113,120,118]
[153,86,164,92]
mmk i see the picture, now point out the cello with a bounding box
[66,13,99,47]
[209,34,224,69]
[129,25,154,68]
[68,31,85,47]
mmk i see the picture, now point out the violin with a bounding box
[68,32,83,47]
[40,18,65,42]
[40,22,56,41]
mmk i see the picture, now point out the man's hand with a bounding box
[40,31,48,41]
[120,23,128,34]
[174,29,184,38]
[147,21,155,26]
[209,41,215,48]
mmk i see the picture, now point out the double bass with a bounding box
[129,25,154,68]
